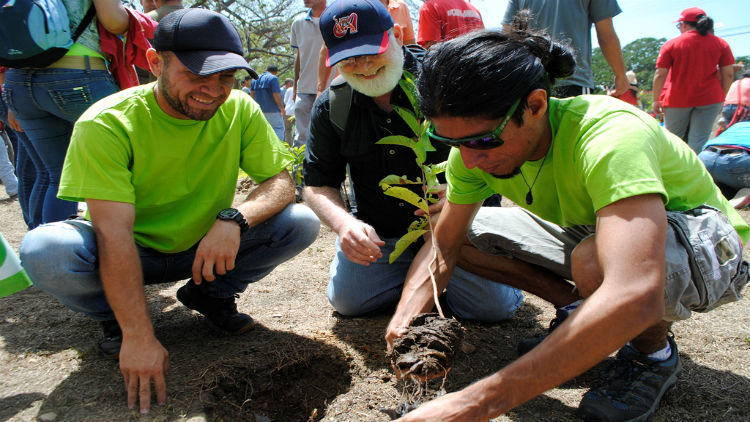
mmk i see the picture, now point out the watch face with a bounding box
[218,208,238,219]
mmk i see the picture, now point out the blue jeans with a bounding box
[19,204,320,321]
[263,112,285,144]
[0,128,17,197]
[327,237,523,321]
[0,96,38,227]
[698,147,750,194]
[2,67,119,224]
[722,104,750,124]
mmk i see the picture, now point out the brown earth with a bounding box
[0,190,748,422]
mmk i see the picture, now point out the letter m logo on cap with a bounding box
[333,13,358,38]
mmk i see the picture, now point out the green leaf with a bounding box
[378,174,422,186]
[398,77,419,118]
[376,135,416,149]
[393,105,421,138]
[389,229,427,263]
[380,185,428,212]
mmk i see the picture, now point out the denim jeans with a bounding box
[263,111,285,144]
[699,147,750,195]
[0,128,17,197]
[19,204,321,321]
[0,96,38,227]
[722,104,750,124]
[327,237,523,321]
[3,67,119,223]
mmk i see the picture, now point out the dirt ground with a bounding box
[1,189,748,422]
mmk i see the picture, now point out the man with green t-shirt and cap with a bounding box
[19,9,320,414]
[385,22,748,422]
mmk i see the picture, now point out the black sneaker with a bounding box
[577,335,681,422]
[517,306,570,355]
[176,282,257,334]
[98,319,122,358]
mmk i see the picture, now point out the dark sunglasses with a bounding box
[426,98,521,150]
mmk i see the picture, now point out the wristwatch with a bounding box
[216,208,249,234]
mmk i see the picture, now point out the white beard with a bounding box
[337,39,405,97]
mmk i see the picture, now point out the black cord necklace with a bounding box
[519,151,549,205]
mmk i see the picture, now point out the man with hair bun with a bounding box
[386,21,748,422]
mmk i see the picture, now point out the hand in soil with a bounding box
[120,336,169,413]
[388,313,464,381]
[394,389,491,422]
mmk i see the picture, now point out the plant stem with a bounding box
[422,167,444,319]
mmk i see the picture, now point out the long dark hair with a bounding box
[418,12,575,125]
[684,14,714,36]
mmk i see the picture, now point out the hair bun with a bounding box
[546,42,576,80]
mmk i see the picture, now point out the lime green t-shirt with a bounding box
[446,95,749,244]
[59,84,294,253]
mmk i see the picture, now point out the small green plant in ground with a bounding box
[287,144,306,185]
[236,142,306,187]
[377,70,445,264]
[377,71,446,319]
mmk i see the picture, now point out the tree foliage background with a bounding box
[122,0,428,82]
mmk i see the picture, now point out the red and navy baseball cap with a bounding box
[319,0,394,67]
[153,8,258,78]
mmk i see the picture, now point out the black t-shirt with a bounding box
[303,48,450,238]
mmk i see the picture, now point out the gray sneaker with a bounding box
[578,335,681,422]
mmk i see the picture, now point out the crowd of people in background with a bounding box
[0,1,748,421]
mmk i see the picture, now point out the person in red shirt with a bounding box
[652,7,735,152]
[417,0,484,49]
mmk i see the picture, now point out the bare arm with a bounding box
[397,194,667,421]
[317,45,333,95]
[273,92,285,115]
[302,185,385,265]
[92,0,129,35]
[652,67,669,114]
[192,170,295,283]
[386,200,480,348]
[595,18,628,96]
[293,51,300,100]
[719,65,735,95]
[87,199,168,414]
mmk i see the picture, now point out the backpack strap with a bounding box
[328,74,352,139]
[72,5,97,42]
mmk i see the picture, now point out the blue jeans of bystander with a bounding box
[3,67,119,223]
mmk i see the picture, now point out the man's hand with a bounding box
[653,100,664,115]
[338,219,385,265]
[192,219,241,284]
[395,390,490,422]
[385,322,409,353]
[414,184,446,218]
[611,74,630,97]
[120,334,169,414]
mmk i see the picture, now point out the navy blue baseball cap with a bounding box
[320,0,394,67]
[153,8,258,78]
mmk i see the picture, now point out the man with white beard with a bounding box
[303,0,522,320]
